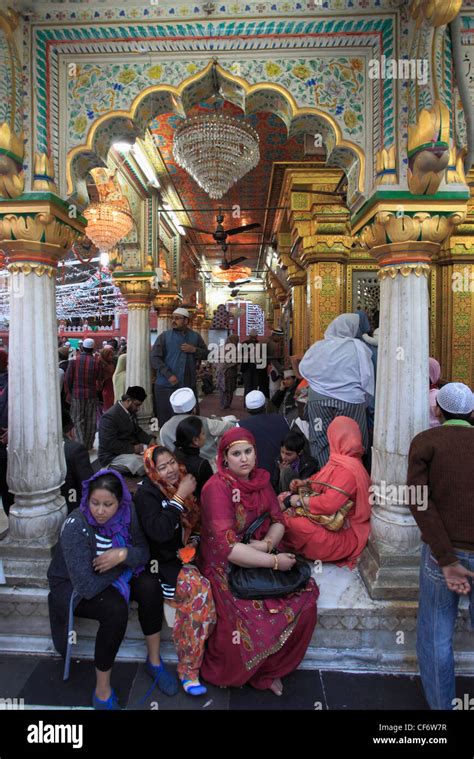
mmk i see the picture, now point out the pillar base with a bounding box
[7,492,67,548]
[358,539,421,601]
[0,540,54,588]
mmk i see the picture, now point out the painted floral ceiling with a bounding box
[150,99,306,272]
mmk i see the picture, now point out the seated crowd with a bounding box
[47,312,474,712]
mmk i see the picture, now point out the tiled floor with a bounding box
[6,653,474,710]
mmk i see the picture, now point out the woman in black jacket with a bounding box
[174,416,213,501]
[134,446,216,697]
[47,469,177,710]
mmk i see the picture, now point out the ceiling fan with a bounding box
[181,207,260,269]
[227,279,251,287]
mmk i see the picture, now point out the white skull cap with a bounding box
[437,382,474,415]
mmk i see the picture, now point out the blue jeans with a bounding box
[417,543,474,710]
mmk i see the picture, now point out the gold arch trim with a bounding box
[66,61,366,196]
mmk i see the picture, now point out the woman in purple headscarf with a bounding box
[47,469,177,710]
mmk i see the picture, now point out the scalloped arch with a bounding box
[66,61,366,199]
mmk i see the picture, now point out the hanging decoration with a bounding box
[83,168,134,259]
[212,266,252,283]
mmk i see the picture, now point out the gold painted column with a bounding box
[290,192,351,345]
[436,206,474,387]
[287,267,308,355]
[114,274,157,426]
[0,194,83,549]
[357,211,464,599]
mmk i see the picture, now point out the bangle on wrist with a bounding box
[173,494,184,505]
[273,554,279,571]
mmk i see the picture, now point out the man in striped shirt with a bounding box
[64,338,105,451]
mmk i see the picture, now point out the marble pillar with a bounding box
[156,314,171,335]
[114,275,156,428]
[7,263,67,543]
[358,236,444,599]
[126,303,154,425]
[0,196,83,553]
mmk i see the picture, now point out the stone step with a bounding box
[0,565,473,673]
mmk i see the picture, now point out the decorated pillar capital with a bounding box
[113,273,157,308]
[0,195,85,274]
[153,292,180,315]
[360,211,465,269]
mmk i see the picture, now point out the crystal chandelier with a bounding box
[173,113,260,200]
[84,168,134,257]
[84,200,133,254]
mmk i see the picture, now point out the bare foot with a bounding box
[269,678,283,696]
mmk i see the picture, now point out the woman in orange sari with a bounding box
[280,416,371,568]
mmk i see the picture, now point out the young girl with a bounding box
[174,416,213,500]
[48,469,177,710]
[134,446,216,697]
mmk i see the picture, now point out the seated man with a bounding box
[159,387,236,472]
[62,410,94,512]
[98,386,156,475]
[271,429,319,494]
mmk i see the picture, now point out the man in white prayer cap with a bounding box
[158,387,235,472]
[238,390,290,476]
[407,381,474,710]
[151,307,209,427]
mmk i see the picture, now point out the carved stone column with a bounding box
[358,211,463,599]
[287,266,308,354]
[154,294,178,335]
[114,274,156,427]
[0,195,83,551]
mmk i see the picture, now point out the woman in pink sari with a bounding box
[198,427,318,696]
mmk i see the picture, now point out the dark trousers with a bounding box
[0,448,14,517]
[257,368,269,398]
[242,367,259,397]
[74,571,164,672]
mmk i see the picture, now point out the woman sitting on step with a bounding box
[134,445,216,697]
[279,416,371,568]
[47,469,177,710]
[198,428,318,696]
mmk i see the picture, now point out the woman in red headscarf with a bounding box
[280,416,371,568]
[198,428,318,695]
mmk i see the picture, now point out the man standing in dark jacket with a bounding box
[238,390,290,474]
[98,386,156,475]
[62,411,94,512]
[151,308,209,427]
[407,382,474,710]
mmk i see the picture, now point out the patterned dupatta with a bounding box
[143,445,200,541]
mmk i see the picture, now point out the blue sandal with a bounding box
[181,678,207,697]
[145,656,179,697]
[92,688,121,710]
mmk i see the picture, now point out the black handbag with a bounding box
[228,512,312,600]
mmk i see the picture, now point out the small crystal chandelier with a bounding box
[172,63,260,200]
[84,168,134,262]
